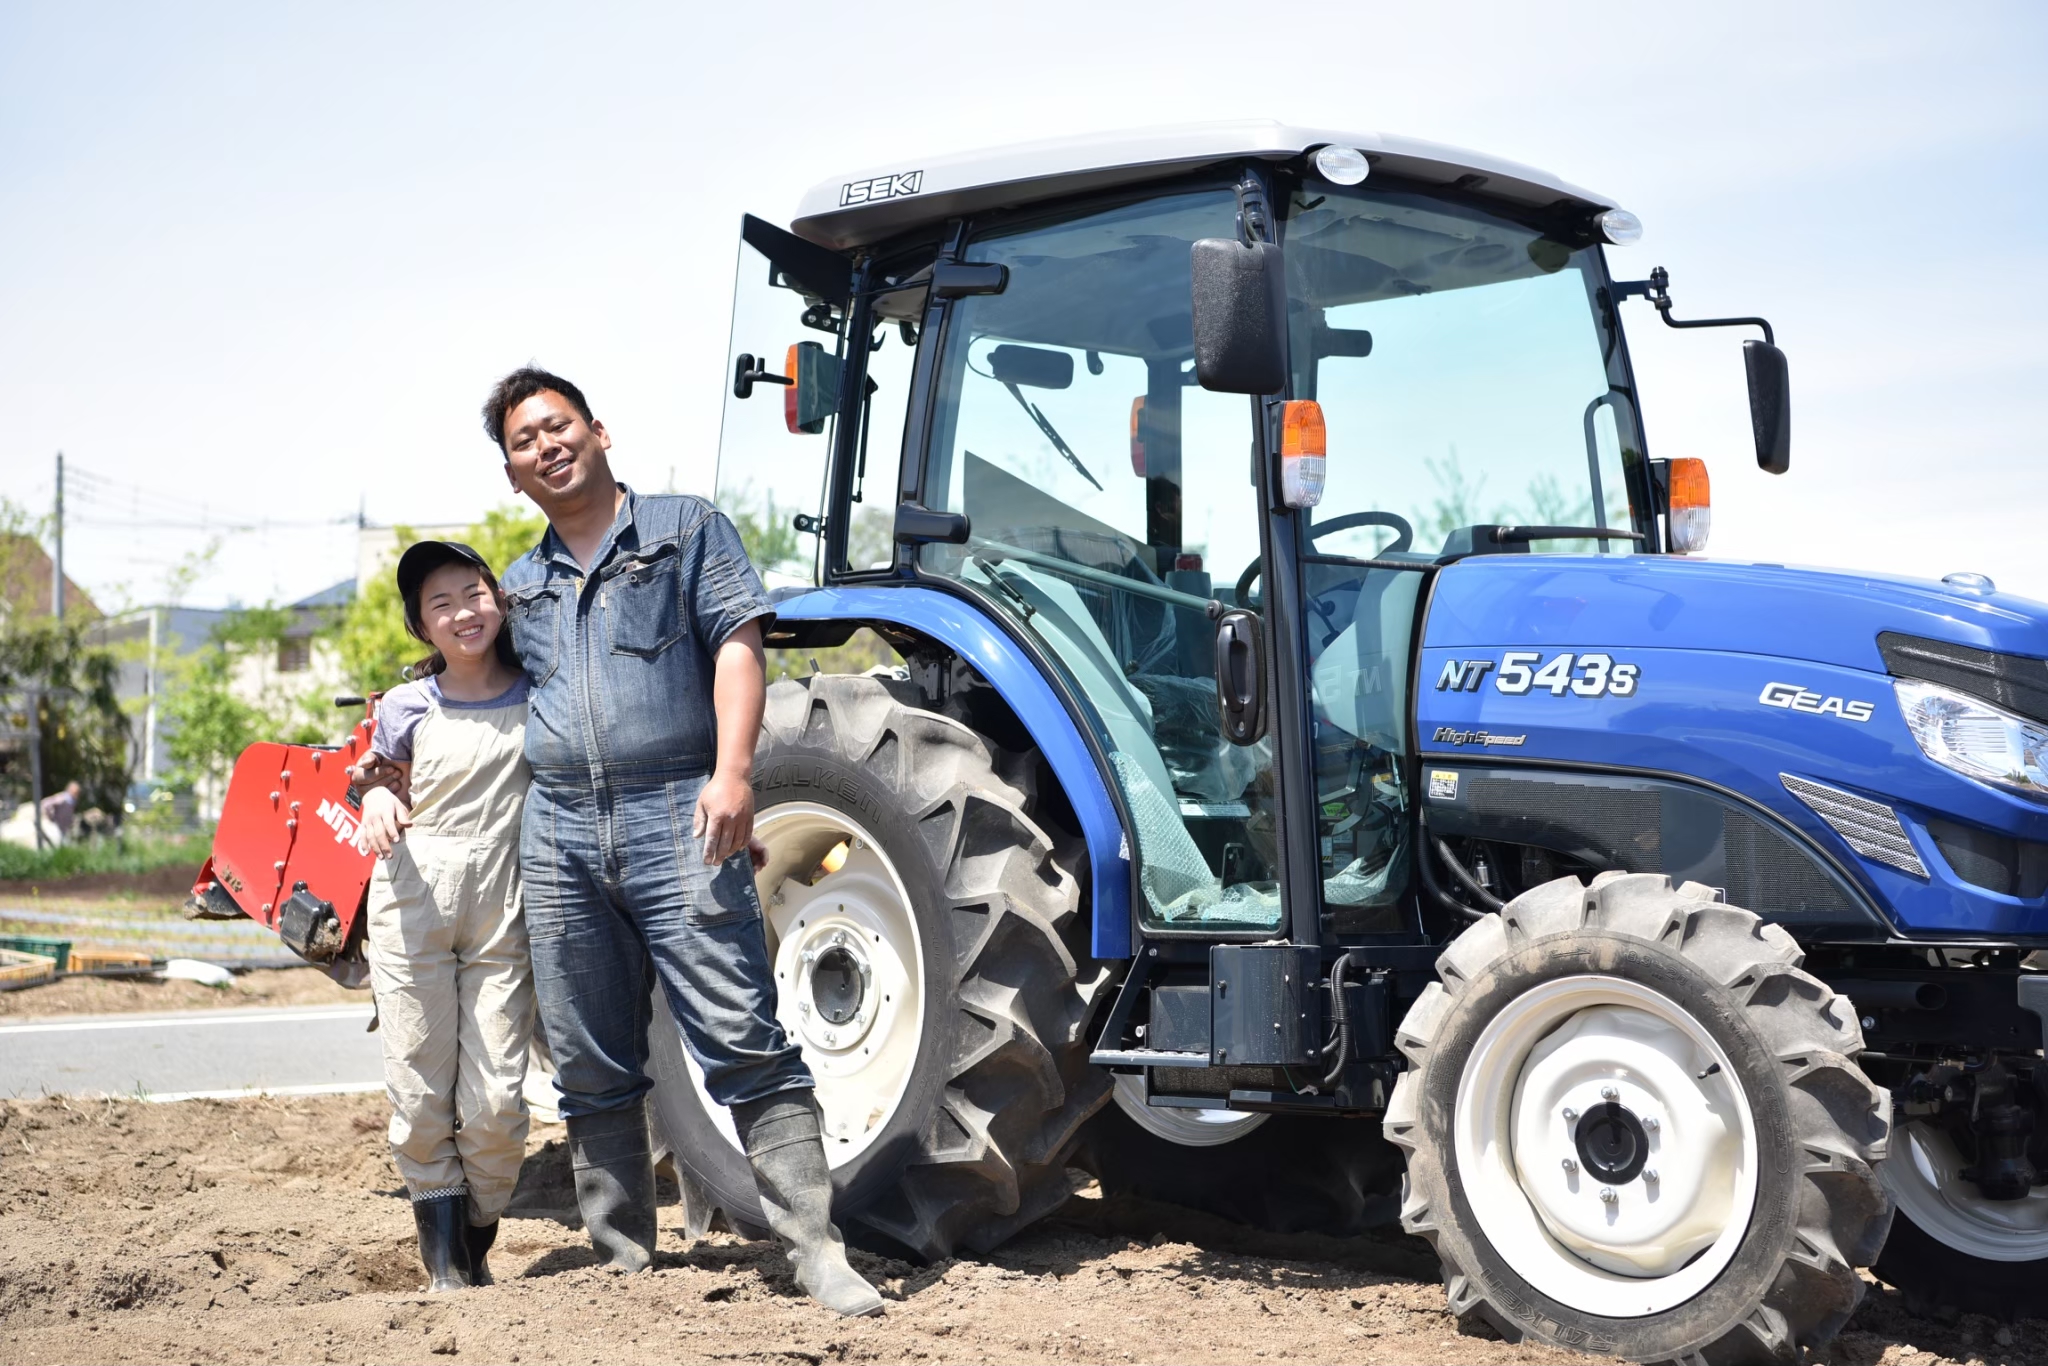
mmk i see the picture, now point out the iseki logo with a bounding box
[840,170,924,206]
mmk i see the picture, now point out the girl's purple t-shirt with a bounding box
[371,674,530,763]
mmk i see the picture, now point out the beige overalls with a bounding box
[366,681,535,1222]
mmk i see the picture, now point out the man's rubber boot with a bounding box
[735,1092,884,1317]
[412,1191,475,1292]
[465,1200,500,1287]
[566,1101,657,1272]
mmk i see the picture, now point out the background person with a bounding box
[39,781,81,841]
[358,540,537,1292]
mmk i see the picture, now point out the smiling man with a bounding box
[482,367,881,1317]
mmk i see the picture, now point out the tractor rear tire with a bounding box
[1871,1124,2048,1320]
[1384,872,1892,1364]
[648,674,1112,1259]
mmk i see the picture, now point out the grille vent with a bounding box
[1781,774,1927,879]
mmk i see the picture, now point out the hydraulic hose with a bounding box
[1415,824,1487,922]
[1433,837,1506,914]
[1321,951,1352,1089]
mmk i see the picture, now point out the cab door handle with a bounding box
[1213,609,1266,746]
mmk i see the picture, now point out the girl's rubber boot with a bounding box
[734,1092,884,1318]
[566,1101,657,1272]
[465,1201,499,1286]
[412,1192,476,1292]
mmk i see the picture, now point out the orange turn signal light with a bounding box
[1278,400,1327,508]
[1668,457,1710,552]
[1280,400,1327,458]
[1129,397,1147,477]
[783,344,804,434]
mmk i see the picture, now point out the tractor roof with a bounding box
[790,120,1617,252]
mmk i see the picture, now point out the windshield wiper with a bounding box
[1488,526,1647,545]
[1001,381,1103,491]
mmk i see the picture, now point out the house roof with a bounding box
[0,533,100,622]
[293,579,356,611]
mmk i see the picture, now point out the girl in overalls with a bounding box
[358,540,534,1291]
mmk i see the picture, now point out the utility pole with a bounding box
[52,452,64,622]
[25,687,44,851]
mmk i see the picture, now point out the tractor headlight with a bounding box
[1895,678,2048,796]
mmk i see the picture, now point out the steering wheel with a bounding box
[1234,511,1416,607]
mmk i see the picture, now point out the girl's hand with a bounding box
[360,785,413,857]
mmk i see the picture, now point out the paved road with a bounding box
[0,1004,385,1102]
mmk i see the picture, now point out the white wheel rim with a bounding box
[682,802,925,1170]
[1454,975,1759,1317]
[1884,1119,2048,1263]
[1110,1073,1268,1147]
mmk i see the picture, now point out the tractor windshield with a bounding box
[1282,184,1642,560]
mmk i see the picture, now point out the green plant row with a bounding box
[0,832,213,882]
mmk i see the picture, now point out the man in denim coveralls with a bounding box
[483,367,880,1316]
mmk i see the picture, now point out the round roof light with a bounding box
[1313,145,1370,186]
[1597,208,1643,246]
[1943,571,1997,593]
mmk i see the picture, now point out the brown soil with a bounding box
[0,1094,2037,1366]
[0,968,358,1017]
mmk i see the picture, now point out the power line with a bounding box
[70,515,357,532]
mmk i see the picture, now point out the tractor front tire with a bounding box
[648,674,1111,1259]
[1385,872,1892,1364]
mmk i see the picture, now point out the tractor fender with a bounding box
[769,585,1132,957]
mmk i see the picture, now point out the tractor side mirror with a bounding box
[784,340,840,435]
[1743,340,1790,474]
[1191,238,1286,395]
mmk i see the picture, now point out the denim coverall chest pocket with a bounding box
[603,546,686,658]
[506,586,564,686]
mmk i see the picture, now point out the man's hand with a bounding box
[360,785,413,858]
[693,771,754,867]
[348,754,411,805]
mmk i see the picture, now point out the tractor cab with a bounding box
[715,123,1741,958]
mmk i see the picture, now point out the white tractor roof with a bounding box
[790,119,1617,251]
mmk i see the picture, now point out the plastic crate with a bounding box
[0,936,70,972]
[0,948,58,987]
[65,946,157,975]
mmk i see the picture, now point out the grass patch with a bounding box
[0,832,214,882]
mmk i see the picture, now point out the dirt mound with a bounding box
[1,1092,2042,1364]
[0,966,358,1017]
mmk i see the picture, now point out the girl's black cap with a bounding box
[396,540,493,601]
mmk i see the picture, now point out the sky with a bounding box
[2,2,2043,611]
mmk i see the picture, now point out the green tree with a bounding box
[0,497,131,817]
[0,618,132,818]
[156,603,333,796]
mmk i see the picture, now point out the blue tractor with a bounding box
[656,123,2046,1362]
